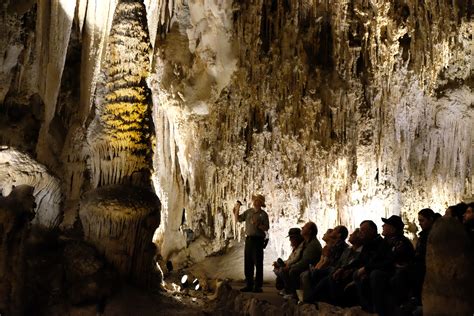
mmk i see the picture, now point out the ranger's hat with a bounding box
[252,194,266,207]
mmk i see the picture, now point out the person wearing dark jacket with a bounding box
[411,208,437,300]
[463,203,474,243]
[300,225,348,303]
[309,228,363,305]
[354,216,414,316]
[314,221,386,306]
[281,221,322,296]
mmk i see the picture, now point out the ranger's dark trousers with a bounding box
[245,236,264,288]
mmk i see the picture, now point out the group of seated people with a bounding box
[272,202,474,315]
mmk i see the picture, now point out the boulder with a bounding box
[0,185,35,315]
[423,217,474,315]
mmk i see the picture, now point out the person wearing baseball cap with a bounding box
[273,228,304,294]
[357,215,415,315]
[381,215,405,232]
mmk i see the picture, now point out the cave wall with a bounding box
[0,0,472,267]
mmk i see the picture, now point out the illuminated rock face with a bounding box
[87,0,154,188]
[0,149,62,228]
[0,0,472,272]
[79,184,160,286]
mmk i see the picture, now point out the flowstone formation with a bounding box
[80,184,160,287]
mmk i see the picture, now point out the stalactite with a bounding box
[149,0,472,265]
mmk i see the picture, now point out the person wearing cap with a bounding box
[273,228,304,294]
[354,216,414,315]
[233,194,270,293]
[280,221,322,298]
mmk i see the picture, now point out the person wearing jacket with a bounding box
[354,216,414,316]
[273,228,304,293]
[281,221,322,297]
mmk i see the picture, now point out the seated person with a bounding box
[281,221,322,297]
[354,216,414,315]
[273,227,304,292]
[305,228,363,304]
[301,225,349,302]
[444,202,468,222]
[463,202,474,243]
[410,208,437,301]
[315,225,349,270]
[311,228,334,270]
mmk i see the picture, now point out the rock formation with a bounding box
[87,0,154,189]
[0,0,472,300]
[0,185,35,315]
[423,217,474,315]
[80,184,161,286]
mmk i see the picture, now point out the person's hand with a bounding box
[233,202,241,214]
[283,265,290,272]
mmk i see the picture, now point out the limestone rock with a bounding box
[423,217,474,315]
[63,241,118,305]
[0,185,35,315]
[79,184,161,287]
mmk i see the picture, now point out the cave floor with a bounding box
[60,281,287,315]
[230,280,286,306]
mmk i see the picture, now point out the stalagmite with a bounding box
[79,184,160,287]
[87,0,154,189]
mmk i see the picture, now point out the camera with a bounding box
[276,258,284,268]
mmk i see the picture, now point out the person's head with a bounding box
[418,208,436,231]
[322,228,334,243]
[331,225,349,242]
[359,220,378,243]
[301,221,318,241]
[445,202,467,222]
[287,227,303,248]
[348,228,362,247]
[381,215,405,237]
[463,202,474,224]
[252,194,266,210]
